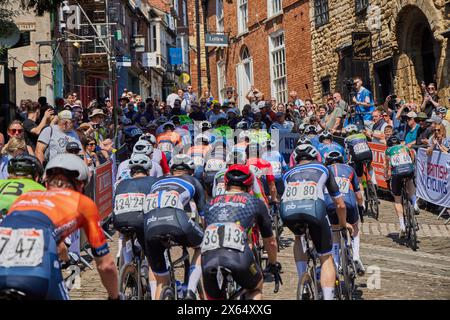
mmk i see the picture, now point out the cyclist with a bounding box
[324,151,365,275]
[0,154,119,299]
[261,138,288,195]
[246,143,279,203]
[317,131,347,164]
[187,134,212,181]
[344,124,374,195]
[198,120,217,146]
[304,125,321,148]
[0,155,46,222]
[384,136,417,238]
[201,164,281,300]
[203,147,228,198]
[113,153,158,299]
[156,122,182,163]
[123,120,144,158]
[143,154,206,300]
[280,144,351,300]
[140,133,170,174]
[289,136,322,167]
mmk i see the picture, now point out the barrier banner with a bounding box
[416,148,450,207]
[278,132,300,163]
[95,160,113,219]
[368,142,388,189]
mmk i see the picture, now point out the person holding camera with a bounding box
[23,101,55,151]
[352,77,375,123]
[420,82,440,117]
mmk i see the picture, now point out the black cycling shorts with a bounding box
[144,208,204,274]
[280,199,332,255]
[112,211,146,247]
[201,246,262,299]
[351,151,373,177]
[390,173,414,197]
[326,204,359,225]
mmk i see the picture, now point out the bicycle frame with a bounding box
[162,238,190,300]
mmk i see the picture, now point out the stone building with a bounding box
[189,0,314,109]
[310,0,450,106]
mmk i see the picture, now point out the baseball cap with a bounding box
[416,112,428,120]
[66,141,81,153]
[406,111,417,119]
[58,110,73,120]
[426,114,442,124]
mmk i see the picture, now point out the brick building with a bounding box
[188,0,314,109]
[310,0,450,106]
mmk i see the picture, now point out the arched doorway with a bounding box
[236,46,253,110]
[395,5,439,100]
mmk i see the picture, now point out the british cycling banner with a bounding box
[416,148,450,207]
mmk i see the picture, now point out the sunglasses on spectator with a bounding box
[434,129,441,133]
[428,87,435,90]
[9,129,23,134]
[88,142,96,146]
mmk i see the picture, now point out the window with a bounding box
[314,0,329,27]
[217,0,224,32]
[217,61,226,103]
[321,77,330,96]
[355,0,369,14]
[121,4,126,25]
[237,0,248,34]
[268,0,282,17]
[183,0,187,26]
[269,32,287,104]
[151,24,158,52]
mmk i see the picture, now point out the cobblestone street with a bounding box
[70,199,450,300]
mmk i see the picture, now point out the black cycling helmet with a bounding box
[7,155,43,179]
[319,131,333,143]
[304,125,317,135]
[325,151,344,165]
[296,136,312,147]
[387,136,400,147]
[293,144,319,163]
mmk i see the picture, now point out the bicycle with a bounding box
[401,178,419,251]
[362,160,379,220]
[118,227,151,300]
[269,203,283,252]
[333,228,357,300]
[296,224,322,300]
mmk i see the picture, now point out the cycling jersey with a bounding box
[324,163,360,225]
[150,148,170,174]
[0,179,46,218]
[6,189,109,257]
[385,145,414,176]
[261,150,288,178]
[115,159,163,190]
[248,130,271,144]
[309,135,321,149]
[146,175,206,216]
[156,131,182,156]
[247,158,275,183]
[187,145,211,168]
[345,133,373,177]
[317,142,347,164]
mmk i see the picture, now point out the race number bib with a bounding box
[335,177,350,194]
[270,161,282,175]
[0,228,45,267]
[354,142,370,155]
[282,181,318,202]
[193,157,205,167]
[201,223,246,253]
[158,142,173,153]
[144,191,181,212]
[215,183,226,196]
[391,153,412,167]
[114,193,145,215]
[250,165,263,178]
[205,159,226,172]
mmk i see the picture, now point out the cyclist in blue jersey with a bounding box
[304,125,321,148]
[324,151,365,275]
[280,144,352,300]
[316,131,347,164]
[261,138,288,195]
[143,154,205,300]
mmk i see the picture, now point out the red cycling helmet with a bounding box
[224,164,254,188]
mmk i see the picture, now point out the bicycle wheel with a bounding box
[339,237,353,300]
[297,270,319,300]
[160,285,175,300]
[273,211,281,252]
[368,182,379,220]
[119,263,141,300]
[408,204,418,251]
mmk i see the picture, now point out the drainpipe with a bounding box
[195,0,202,93]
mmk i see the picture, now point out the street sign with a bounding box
[169,48,183,65]
[22,60,39,78]
[116,55,131,67]
[133,36,145,52]
[205,33,228,47]
[352,32,372,61]
[142,52,157,67]
[16,22,36,32]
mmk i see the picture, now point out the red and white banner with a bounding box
[94,161,113,219]
[368,142,388,189]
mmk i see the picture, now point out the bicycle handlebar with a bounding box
[264,262,283,293]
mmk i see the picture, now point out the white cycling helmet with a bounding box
[170,154,195,171]
[344,124,359,135]
[199,120,212,130]
[45,153,90,184]
[140,133,157,145]
[129,153,152,171]
[226,151,247,166]
[293,144,319,163]
[261,139,276,149]
[133,139,153,156]
[236,120,250,130]
[195,134,210,145]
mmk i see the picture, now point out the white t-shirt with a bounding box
[167,93,180,108]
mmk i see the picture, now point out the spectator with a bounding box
[0,137,29,179]
[199,88,214,108]
[246,86,263,107]
[382,111,393,127]
[35,110,82,165]
[365,110,387,143]
[323,97,343,134]
[394,102,410,140]
[171,99,187,116]
[119,96,130,110]
[208,102,226,124]
[183,85,197,112]
[270,112,294,133]
[241,104,254,123]
[258,101,275,127]
[87,109,109,143]
[404,112,419,148]
[427,123,447,155]
[297,106,308,124]
[6,120,34,155]
[318,105,327,126]
[276,102,286,114]
[124,102,137,120]
[289,91,305,108]
[352,76,375,122]
[413,112,433,150]
[436,107,450,137]
[270,97,277,113]
[333,92,348,113]
[133,102,153,124]
[304,99,315,117]
[381,125,394,145]
[420,82,440,117]
[23,101,54,151]
[189,103,207,121]
[0,132,4,151]
[71,104,84,128]
[82,137,101,172]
